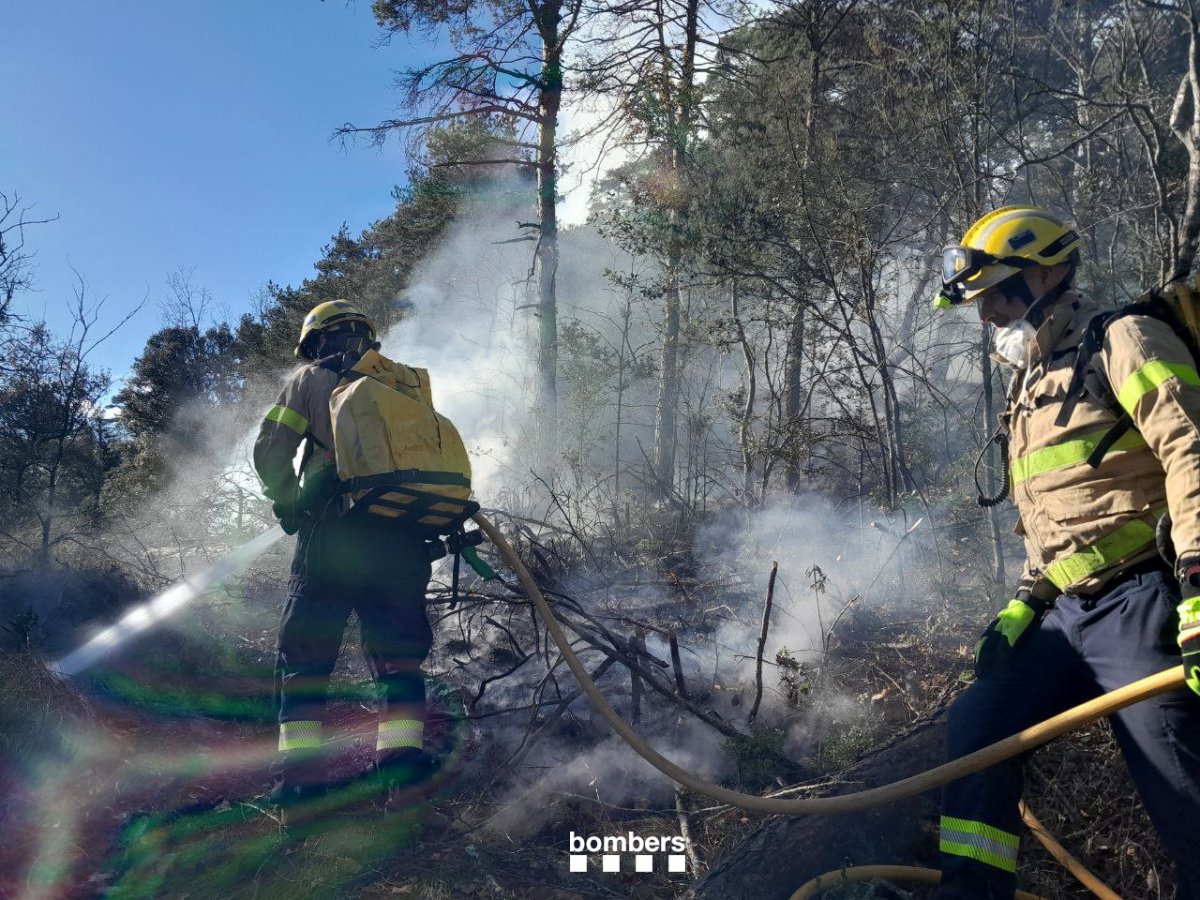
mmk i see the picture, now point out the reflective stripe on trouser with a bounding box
[377,718,423,752]
[939,816,1018,873]
[279,719,323,752]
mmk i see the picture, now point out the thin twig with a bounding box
[824,518,925,647]
[747,560,778,727]
[675,786,705,874]
[669,630,689,698]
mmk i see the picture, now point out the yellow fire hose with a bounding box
[789,803,1120,899]
[1019,801,1122,900]
[475,513,1185,897]
[788,865,1039,899]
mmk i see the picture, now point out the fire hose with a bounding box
[787,802,1120,900]
[474,512,1185,898]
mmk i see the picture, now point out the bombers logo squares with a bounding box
[567,831,688,874]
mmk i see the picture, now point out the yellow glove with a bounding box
[974,591,1048,678]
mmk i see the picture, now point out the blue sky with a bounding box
[3,1,444,383]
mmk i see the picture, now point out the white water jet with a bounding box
[49,526,286,678]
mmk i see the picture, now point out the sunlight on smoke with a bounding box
[49,526,286,678]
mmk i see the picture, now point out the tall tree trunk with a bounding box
[535,0,563,475]
[1171,2,1200,278]
[653,275,682,491]
[784,301,806,492]
[783,15,823,493]
[651,0,699,496]
[864,299,915,497]
[732,284,757,503]
[614,289,635,509]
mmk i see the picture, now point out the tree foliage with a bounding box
[0,322,114,568]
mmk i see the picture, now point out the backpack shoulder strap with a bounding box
[1058,294,1190,467]
[1054,310,1114,427]
[1054,298,1177,426]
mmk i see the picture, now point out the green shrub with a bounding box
[725,725,788,791]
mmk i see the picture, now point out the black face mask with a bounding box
[997,274,1036,306]
[996,267,1074,327]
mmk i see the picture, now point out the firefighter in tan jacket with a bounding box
[932,206,1200,899]
[254,300,434,820]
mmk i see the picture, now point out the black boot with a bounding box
[268,781,328,829]
[268,746,331,828]
[377,748,435,801]
[933,867,1014,900]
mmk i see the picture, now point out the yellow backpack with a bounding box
[327,349,477,535]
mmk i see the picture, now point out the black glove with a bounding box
[272,499,301,536]
[297,464,338,515]
[974,590,1048,679]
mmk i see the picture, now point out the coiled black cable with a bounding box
[975,429,1011,508]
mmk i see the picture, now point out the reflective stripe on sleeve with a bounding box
[265,404,309,436]
[939,816,1019,873]
[377,718,423,751]
[1044,518,1157,589]
[279,719,323,752]
[1010,429,1146,485]
[1116,360,1200,416]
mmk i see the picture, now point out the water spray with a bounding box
[49,526,286,679]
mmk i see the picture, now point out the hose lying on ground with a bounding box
[790,802,1121,900]
[787,865,1043,899]
[475,512,1185,816]
[1019,801,1121,900]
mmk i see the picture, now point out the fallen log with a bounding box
[691,710,948,900]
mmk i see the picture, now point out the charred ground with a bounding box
[0,509,1175,899]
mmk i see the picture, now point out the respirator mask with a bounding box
[992,318,1038,368]
[988,273,1051,369]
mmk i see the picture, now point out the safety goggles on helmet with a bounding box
[942,245,1040,288]
[933,269,1032,310]
[933,245,1040,309]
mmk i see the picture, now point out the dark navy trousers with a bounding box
[274,511,433,787]
[939,563,1200,899]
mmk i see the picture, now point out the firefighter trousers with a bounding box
[937,562,1200,900]
[273,511,433,790]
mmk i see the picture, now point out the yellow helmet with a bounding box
[933,206,1080,309]
[295,300,376,359]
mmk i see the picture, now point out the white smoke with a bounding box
[483,715,726,839]
[691,497,927,718]
[378,204,539,504]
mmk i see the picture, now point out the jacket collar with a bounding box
[992,288,1099,372]
[1029,290,1083,366]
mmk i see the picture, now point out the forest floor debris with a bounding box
[0,522,1180,899]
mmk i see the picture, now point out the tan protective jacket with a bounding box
[253,363,339,504]
[1004,290,1200,599]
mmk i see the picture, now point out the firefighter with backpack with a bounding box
[932,206,1200,899]
[253,299,475,822]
